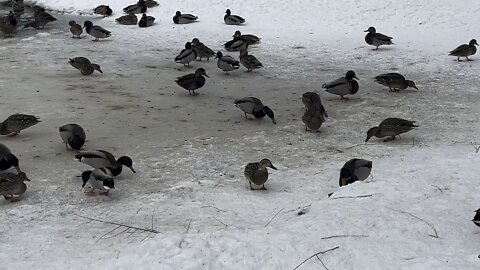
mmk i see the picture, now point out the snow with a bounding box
[0,0,480,269]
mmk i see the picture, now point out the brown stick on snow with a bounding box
[74,214,160,234]
[293,246,340,270]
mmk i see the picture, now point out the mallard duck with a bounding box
[301,92,328,132]
[473,209,480,227]
[24,6,57,29]
[323,70,359,100]
[138,13,155,27]
[175,68,209,96]
[116,12,137,25]
[233,30,260,45]
[364,26,393,50]
[224,9,245,25]
[81,168,114,196]
[216,51,240,73]
[173,11,198,24]
[123,0,147,14]
[0,11,17,37]
[449,39,478,61]
[0,143,21,173]
[365,118,418,142]
[94,5,112,17]
[224,37,247,51]
[59,124,86,150]
[175,42,197,67]
[69,57,103,75]
[75,150,135,176]
[244,159,277,190]
[83,21,111,41]
[0,172,30,201]
[239,49,263,71]
[0,114,40,136]
[339,159,372,187]
[145,0,159,8]
[234,97,276,124]
[68,20,82,38]
[191,38,215,61]
[374,73,418,92]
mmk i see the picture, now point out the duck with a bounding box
[239,49,263,71]
[75,150,136,176]
[365,118,418,142]
[0,114,40,136]
[0,172,30,201]
[322,70,359,100]
[449,39,478,61]
[145,0,159,8]
[173,11,198,24]
[339,159,373,187]
[59,124,86,150]
[175,68,209,96]
[0,11,17,37]
[81,168,114,196]
[175,42,197,67]
[364,26,393,50]
[68,20,82,38]
[69,57,103,75]
[216,51,240,74]
[374,73,418,92]
[234,97,276,124]
[0,143,21,173]
[138,13,155,27]
[224,37,247,51]
[224,9,245,25]
[233,30,260,45]
[123,0,147,14]
[83,21,111,41]
[115,12,137,25]
[244,159,277,190]
[191,38,215,61]
[301,92,328,132]
[12,0,24,17]
[94,5,113,17]
[24,6,57,29]
[473,209,480,227]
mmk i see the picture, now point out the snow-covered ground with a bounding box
[0,0,479,269]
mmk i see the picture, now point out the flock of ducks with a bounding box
[0,1,479,226]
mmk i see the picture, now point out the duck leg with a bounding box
[466,56,472,61]
[8,131,19,137]
[99,190,110,196]
[340,95,349,101]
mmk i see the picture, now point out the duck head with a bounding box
[470,39,479,46]
[141,13,147,19]
[5,153,21,173]
[239,49,248,57]
[195,68,209,78]
[346,70,359,81]
[225,9,231,15]
[68,20,77,27]
[83,20,93,29]
[339,167,352,186]
[259,159,277,170]
[68,135,85,150]
[233,30,241,38]
[185,42,192,49]
[406,80,418,90]
[81,170,92,188]
[191,38,200,46]
[262,106,276,124]
[117,156,136,173]
[365,127,378,143]
[364,26,376,33]
[175,11,181,16]
[216,51,223,59]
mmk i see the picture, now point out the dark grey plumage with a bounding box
[0,114,40,136]
[234,97,276,124]
[364,26,393,50]
[138,13,155,27]
[0,11,18,37]
[75,150,136,176]
[145,0,159,8]
[473,209,480,227]
[339,159,373,187]
[175,68,209,96]
[224,37,247,51]
[244,159,277,190]
[191,38,215,61]
[323,70,359,100]
[69,57,103,75]
[68,20,82,38]
[0,143,21,173]
[233,30,261,45]
[94,5,113,17]
[83,20,111,41]
[224,9,245,25]
[59,124,86,150]
[0,172,30,201]
[239,49,263,71]
[123,0,147,14]
[374,73,418,91]
[12,0,24,17]
[24,6,57,29]
[175,42,197,66]
[216,51,240,73]
[81,168,114,195]
[173,11,198,24]
[116,12,137,25]
[449,39,478,61]
[365,118,418,142]
[301,92,328,132]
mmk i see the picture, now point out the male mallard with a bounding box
[175,68,209,96]
[473,209,480,227]
[69,57,103,75]
[191,38,215,61]
[173,11,198,24]
[0,172,30,201]
[83,21,111,41]
[0,11,17,37]
[323,70,359,100]
[234,97,276,124]
[374,73,418,92]
[449,39,478,61]
[239,49,262,71]
[364,26,393,50]
[339,159,373,187]
[365,118,418,142]
[0,114,40,136]
[68,20,82,38]
[216,51,240,74]
[175,42,197,67]
[59,124,86,150]
[0,143,21,173]
[301,92,328,132]
[24,6,57,29]
[116,12,137,25]
[81,168,114,196]
[244,159,277,190]
[224,9,245,25]
[224,37,247,51]
[138,13,155,27]
[75,150,135,176]
[233,30,260,45]
[94,5,113,17]
[123,0,147,14]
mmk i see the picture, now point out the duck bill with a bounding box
[271,118,277,125]
[82,181,87,188]
[414,86,418,90]
[15,166,22,174]
[354,76,359,80]
[129,166,136,173]
[269,165,277,170]
[204,74,210,78]
[364,29,369,32]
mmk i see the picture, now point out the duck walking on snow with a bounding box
[0,143,21,173]
[83,20,111,41]
[0,114,40,136]
[175,42,197,67]
[374,73,418,92]
[233,30,261,45]
[301,92,328,132]
[224,9,245,25]
[123,0,147,14]
[24,6,57,29]
[81,168,114,196]
[449,39,478,61]
[365,118,417,142]
[323,70,359,100]
[173,11,198,24]
[191,38,215,61]
[234,97,276,124]
[75,150,135,176]
[175,68,209,96]
[339,159,372,187]
[59,124,86,150]
[244,159,277,190]
[0,172,30,201]
[216,51,240,74]
[139,13,155,27]
[239,49,263,71]
[94,5,113,17]
[68,20,82,38]
[116,12,137,25]
[364,26,393,50]
[69,57,102,75]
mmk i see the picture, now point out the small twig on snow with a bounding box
[178,218,193,248]
[96,225,121,242]
[265,207,285,227]
[201,205,227,212]
[315,254,329,270]
[74,214,160,234]
[330,194,374,200]
[345,143,364,150]
[293,246,339,270]
[471,138,480,153]
[213,217,228,227]
[390,208,439,238]
[321,234,368,240]
[282,204,312,214]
